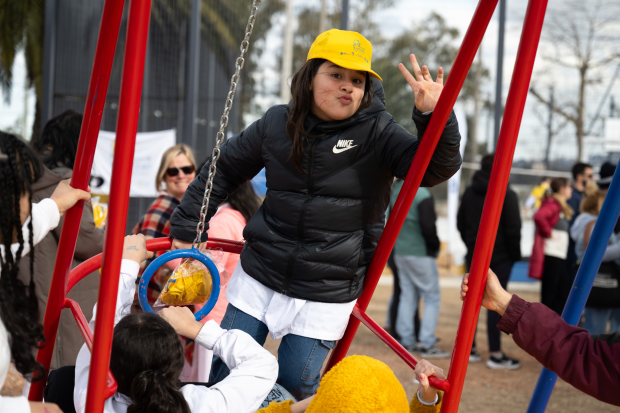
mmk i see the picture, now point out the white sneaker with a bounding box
[486,353,521,370]
[469,349,482,363]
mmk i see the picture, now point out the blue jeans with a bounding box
[394,255,441,349]
[210,304,336,400]
[583,307,620,335]
[260,384,297,408]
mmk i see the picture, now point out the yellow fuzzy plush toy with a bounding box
[257,355,442,413]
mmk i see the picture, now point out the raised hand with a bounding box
[50,179,92,216]
[460,269,513,316]
[398,54,444,113]
[160,306,203,340]
[122,234,153,264]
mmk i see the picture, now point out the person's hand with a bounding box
[160,306,203,340]
[398,54,444,113]
[122,234,153,264]
[414,359,446,404]
[460,269,513,316]
[50,179,91,217]
[29,402,63,413]
[170,238,199,251]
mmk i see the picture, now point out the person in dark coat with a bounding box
[169,30,462,399]
[457,153,521,370]
[18,110,104,369]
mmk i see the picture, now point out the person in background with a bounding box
[524,177,551,213]
[571,164,620,334]
[132,144,197,303]
[390,179,448,358]
[565,162,594,293]
[457,153,522,369]
[18,110,104,370]
[182,182,262,382]
[461,269,620,407]
[529,177,573,314]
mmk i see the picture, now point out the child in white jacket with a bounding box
[72,234,279,413]
[1,130,91,413]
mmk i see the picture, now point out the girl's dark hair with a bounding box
[550,177,569,193]
[286,58,374,173]
[228,183,261,222]
[33,110,83,170]
[110,313,191,413]
[0,132,45,380]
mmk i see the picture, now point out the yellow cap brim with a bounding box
[310,54,382,81]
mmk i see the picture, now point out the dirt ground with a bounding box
[269,278,618,413]
[4,275,617,412]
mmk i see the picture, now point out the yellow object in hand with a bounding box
[160,262,212,306]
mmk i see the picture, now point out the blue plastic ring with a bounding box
[138,248,220,321]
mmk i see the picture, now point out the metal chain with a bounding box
[193,0,262,248]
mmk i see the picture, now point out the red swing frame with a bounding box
[28,0,549,411]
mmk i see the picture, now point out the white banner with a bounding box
[90,129,177,197]
[447,105,468,262]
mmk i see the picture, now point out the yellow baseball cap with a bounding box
[307,29,382,81]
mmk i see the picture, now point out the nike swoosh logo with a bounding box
[333,144,357,154]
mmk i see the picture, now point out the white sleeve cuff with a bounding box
[417,390,439,406]
[37,198,61,229]
[194,320,227,351]
[422,110,434,115]
[0,395,31,412]
[120,259,141,278]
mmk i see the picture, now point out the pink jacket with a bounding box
[529,197,560,279]
[195,205,246,324]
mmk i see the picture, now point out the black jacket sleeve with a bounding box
[169,113,266,242]
[502,189,522,262]
[418,196,440,257]
[376,107,462,187]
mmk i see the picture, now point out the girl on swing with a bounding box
[170,29,462,400]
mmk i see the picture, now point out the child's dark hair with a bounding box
[550,177,569,194]
[110,313,191,413]
[33,109,83,170]
[228,183,262,223]
[286,58,374,173]
[0,131,45,380]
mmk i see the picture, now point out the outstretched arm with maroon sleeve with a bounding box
[461,270,620,407]
[499,296,620,406]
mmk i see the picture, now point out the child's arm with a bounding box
[409,359,445,413]
[12,180,91,257]
[160,306,278,413]
[73,235,151,413]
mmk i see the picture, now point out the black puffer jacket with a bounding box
[171,81,461,303]
[457,168,522,267]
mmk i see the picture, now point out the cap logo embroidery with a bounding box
[353,39,365,54]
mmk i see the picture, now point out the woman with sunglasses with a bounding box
[132,144,197,305]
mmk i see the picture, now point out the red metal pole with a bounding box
[85,0,152,411]
[325,0,499,373]
[441,1,548,411]
[29,0,126,401]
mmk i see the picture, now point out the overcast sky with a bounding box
[2,0,619,163]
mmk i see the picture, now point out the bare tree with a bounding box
[529,0,620,161]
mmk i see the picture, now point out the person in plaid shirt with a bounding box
[133,144,197,305]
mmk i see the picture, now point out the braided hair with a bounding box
[32,109,83,170]
[0,132,46,380]
[110,313,191,413]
